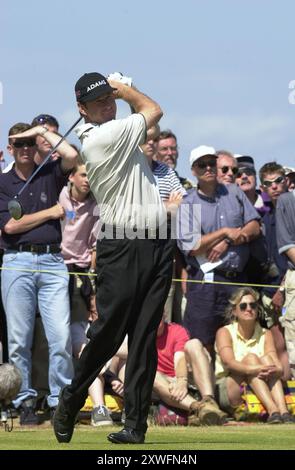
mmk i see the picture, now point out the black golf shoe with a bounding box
[107,427,145,444]
[53,395,77,443]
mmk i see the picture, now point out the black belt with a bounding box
[214,269,240,279]
[100,224,171,239]
[9,244,61,254]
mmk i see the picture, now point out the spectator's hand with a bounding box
[169,379,188,402]
[49,203,65,220]
[111,378,124,397]
[164,191,183,214]
[249,364,281,381]
[206,240,229,262]
[88,294,98,322]
[224,227,242,244]
[233,232,249,246]
[271,288,285,313]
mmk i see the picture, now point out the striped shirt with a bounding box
[152,161,187,200]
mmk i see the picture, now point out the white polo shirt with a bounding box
[75,114,166,230]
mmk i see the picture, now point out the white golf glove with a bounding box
[107,72,133,87]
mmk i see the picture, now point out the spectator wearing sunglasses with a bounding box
[236,156,271,216]
[177,146,260,355]
[257,162,290,380]
[216,150,238,185]
[215,287,294,423]
[31,114,60,165]
[0,122,77,425]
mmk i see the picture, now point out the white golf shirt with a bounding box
[75,114,166,230]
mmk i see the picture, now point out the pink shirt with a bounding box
[157,323,190,377]
[59,186,100,267]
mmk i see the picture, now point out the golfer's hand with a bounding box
[108,80,129,99]
[49,203,65,220]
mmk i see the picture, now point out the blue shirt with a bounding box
[0,160,69,248]
[177,183,260,272]
[276,190,295,270]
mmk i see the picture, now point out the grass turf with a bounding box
[0,423,295,450]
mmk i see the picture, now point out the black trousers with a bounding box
[63,237,174,432]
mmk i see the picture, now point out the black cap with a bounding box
[75,72,115,103]
[31,114,59,129]
[236,155,256,171]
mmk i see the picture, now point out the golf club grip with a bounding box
[17,116,83,197]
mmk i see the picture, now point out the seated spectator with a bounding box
[215,287,294,423]
[154,316,226,425]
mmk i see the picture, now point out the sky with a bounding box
[1,0,295,179]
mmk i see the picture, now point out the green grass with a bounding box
[0,423,295,450]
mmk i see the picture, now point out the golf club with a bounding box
[8,116,83,220]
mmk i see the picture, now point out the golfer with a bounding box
[53,72,174,444]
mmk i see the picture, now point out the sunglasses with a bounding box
[196,159,217,170]
[220,166,239,175]
[236,168,256,178]
[32,114,59,128]
[262,175,285,188]
[239,302,257,311]
[12,139,36,148]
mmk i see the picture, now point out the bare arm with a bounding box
[108,80,163,129]
[233,220,261,245]
[4,203,65,235]
[190,227,241,256]
[263,330,283,377]
[285,247,295,265]
[11,125,78,171]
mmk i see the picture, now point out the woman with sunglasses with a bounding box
[215,287,294,423]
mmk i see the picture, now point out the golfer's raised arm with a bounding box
[108,80,163,129]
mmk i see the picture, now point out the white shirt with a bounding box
[75,114,166,230]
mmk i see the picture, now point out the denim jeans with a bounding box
[1,250,74,408]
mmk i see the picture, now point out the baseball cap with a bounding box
[283,165,295,176]
[189,145,216,167]
[75,72,115,103]
[31,114,59,129]
[236,155,256,171]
